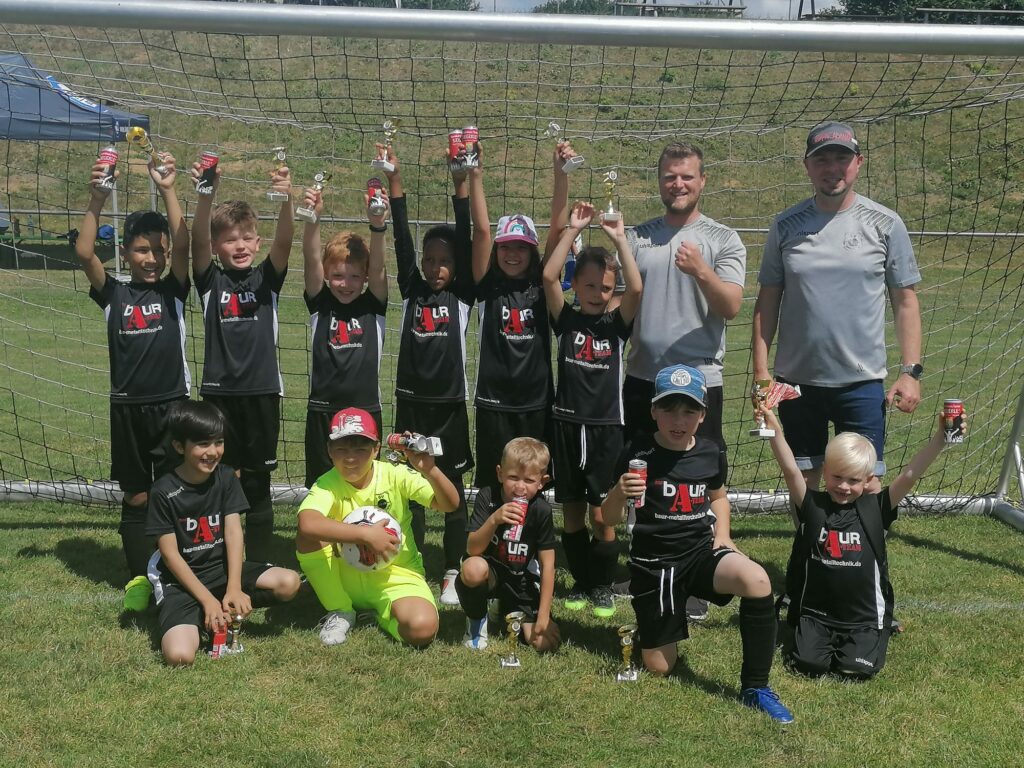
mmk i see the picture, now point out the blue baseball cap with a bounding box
[652,364,707,407]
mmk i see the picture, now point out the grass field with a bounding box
[2,503,1023,766]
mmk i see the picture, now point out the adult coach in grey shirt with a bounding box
[623,142,746,448]
[752,122,923,490]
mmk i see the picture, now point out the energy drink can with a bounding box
[447,129,464,161]
[943,399,965,444]
[196,151,218,196]
[462,125,479,168]
[386,432,428,453]
[505,496,529,542]
[96,146,118,190]
[367,177,387,216]
[209,627,227,658]
[627,459,648,510]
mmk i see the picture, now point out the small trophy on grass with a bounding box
[225,614,244,655]
[615,623,639,682]
[500,610,525,669]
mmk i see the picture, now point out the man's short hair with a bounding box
[323,231,370,272]
[575,246,620,278]
[658,142,705,176]
[168,400,226,445]
[210,200,259,239]
[824,432,877,479]
[501,437,550,474]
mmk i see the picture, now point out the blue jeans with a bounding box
[777,379,886,475]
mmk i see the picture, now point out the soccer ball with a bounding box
[339,506,403,572]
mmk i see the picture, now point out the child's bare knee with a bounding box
[399,612,438,648]
[276,570,301,601]
[460,556,489,586]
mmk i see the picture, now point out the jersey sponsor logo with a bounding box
[121,301,163,333]
[493,532,531,565]
[572,331,612,362]
[818,528,862,559]
[183,513,222,544]
[501,305,535,339]
[843,232,863,249]
[660,481,708,514]
[219,290,259,322]
[415,304,450,335]
[329,317,364,348]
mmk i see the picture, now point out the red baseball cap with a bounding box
[328,408,380,442]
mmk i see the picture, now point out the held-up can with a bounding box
[96,146,118,190]
[462,125,480,168]
[387,432,428,453]
[196,151,218,196]
[368,177,387,216]
[627,459,648,510]
[447,129,464,162]
[943,399,965,444]
[504,496,529,542]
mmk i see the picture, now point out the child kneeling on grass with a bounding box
[604,364,793,724]
[296,408,460,648]
[457,437,561,652]
[758,405,966,680]
[146,401,301,666]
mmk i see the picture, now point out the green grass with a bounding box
[2,502,1023,766]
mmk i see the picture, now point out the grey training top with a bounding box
[626,214,746,387]
[758,194,921,386]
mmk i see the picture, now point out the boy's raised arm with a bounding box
[76,161,112,293]
[468,149,492,285]
[190,163,217,279]
[544,140,576,260]
[384,147,417,299]
[366,191,390,305]
[267,166,294,275]
[544,201,594,323]
[153,153,189,285]
[301,188,325,297]
[761,407,806,526]
[605,214,642,325]
[888,410,962,507]
[452,163,472,285]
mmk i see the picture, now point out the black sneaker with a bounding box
[686,596,709,622]
[591,586,615,618]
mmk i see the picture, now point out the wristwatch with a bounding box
[899,363,924,380]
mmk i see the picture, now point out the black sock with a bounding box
[410,503,426,553]
[561,529,591,591]
[589,537,619,590]
[240,470,274,562]
[454,574,489,620]
[119,499,152,578]
[442,484,468,572]
[739,595,777,690]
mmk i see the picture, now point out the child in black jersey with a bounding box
[189,160,293,561]
[76,150,190,612]
[605,364,794,724]
[456,437,561,653]
[468,141,553,491]
[147,400,300,666]
[759,405,965,679]
[544,200,642,618]
[300,182,390,490]
[380,145,474,605]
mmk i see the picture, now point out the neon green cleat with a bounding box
[123,575,153,612]
[563,589,588,611]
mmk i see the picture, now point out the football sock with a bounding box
[295,546,353,613]
[442,483,468,572]
[454,574,489,620]
[240,470,274,561]
[561,528,591,591]
[589,537,619,589]
[119,498,152,577]
[739,595,777,689]
[410,503,426,553]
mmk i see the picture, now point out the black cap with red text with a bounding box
[805,122,860,158]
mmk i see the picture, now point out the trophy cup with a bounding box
[370,119,401,173]
[615,623,639,682]
[295,171,331,224]
[367,177,388,217]
[750,380,802,439]
[600,171,622,222]
[750,379,775,438]
[267,147,290,202]
[225,614,245,655]
[125,127,168,177]
[544,121,585,173]
[500,610,525,669]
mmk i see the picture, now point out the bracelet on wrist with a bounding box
[369,223,387,233]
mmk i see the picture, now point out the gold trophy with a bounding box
[615,623,639,682]
[295,171,331,224]
[600,171,622,222]
[125,126,168,177]
[500,610,525,668]
[267,147,289,203]
[225,614,244,655]
[750,379,775,438]
[544,121,585,173]
[370,119,401,173]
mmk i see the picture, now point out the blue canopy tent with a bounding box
[1,53,150,270]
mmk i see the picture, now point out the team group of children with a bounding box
[76,137,962,726]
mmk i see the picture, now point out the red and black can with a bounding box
[367,177,387,216]
[96,146,118,190]
[209,627,227,658]
[628,459,648,509]
[196,150,218,195]
[505,496,529,542]
[447,129,464,161]
[943,399,965,444]
[462,125,479,167]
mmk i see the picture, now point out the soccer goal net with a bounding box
[1,1,1023,511]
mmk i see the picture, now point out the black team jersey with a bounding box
[615,433,726,566]
[145,464,248,584]
[552,303,631,425]
[90,273,190,403]
[798,489,897,629]
[469,485,556,581]
[393,194,474,403]
[474,271,551,412]
[195,259,285,396]
[305,287,386,413]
